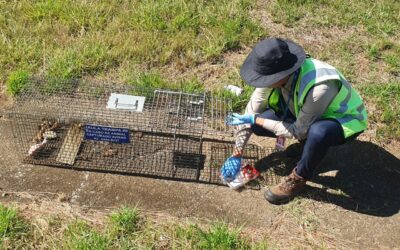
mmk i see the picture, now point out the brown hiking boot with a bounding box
[264,168,306,204]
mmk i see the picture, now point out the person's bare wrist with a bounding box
[255,116,264,126]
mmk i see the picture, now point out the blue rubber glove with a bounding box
[226,113,255,126]
[220,156,242,182]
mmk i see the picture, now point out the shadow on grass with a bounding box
[254,140,400,217]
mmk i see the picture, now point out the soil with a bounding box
[1,111,400,249]
[0,85,13,112]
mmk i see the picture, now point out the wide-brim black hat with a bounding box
[240,38,306,88]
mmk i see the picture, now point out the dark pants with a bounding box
[251,110,359,179]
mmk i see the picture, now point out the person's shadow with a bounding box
[254,140,400,217]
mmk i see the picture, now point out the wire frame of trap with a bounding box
[6,78,277,184]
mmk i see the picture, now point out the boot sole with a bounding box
[264,189,302,205]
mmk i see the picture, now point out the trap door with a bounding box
[150,90,206,136]
[151,90,207,180]
[203,94,233,136]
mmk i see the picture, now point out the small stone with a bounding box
[58,193,68,202]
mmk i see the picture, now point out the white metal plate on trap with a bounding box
[107,93,145,112]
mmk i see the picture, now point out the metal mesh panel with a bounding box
[6,78,277,184]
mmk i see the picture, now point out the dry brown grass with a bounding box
[1,190,362,249]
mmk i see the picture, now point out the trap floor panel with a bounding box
[19,124,272,184]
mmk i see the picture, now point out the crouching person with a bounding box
[221,38,368,204]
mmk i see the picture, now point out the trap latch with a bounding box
[115,98,139,110]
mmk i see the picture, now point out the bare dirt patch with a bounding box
[0,85,13,110]
[159,50,250,91]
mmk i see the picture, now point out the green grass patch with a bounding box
[6,70,30,96]
[0,0,264,82]
[210,68,256,112]
[366,40,394,61]
[174,222,260,249]
[213,84,255,112]
[9,76,77,97]
[47,42,115,79]
[127,72,205,97]
[366,40,400,75]
[0,204,29,246]
[63,220,111,250]
[197,222,246,249]
[360,82,400,141]
[109,206,141,236]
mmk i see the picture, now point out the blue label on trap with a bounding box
[84,125,130,143]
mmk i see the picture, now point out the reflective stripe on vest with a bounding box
[268,58,367,138]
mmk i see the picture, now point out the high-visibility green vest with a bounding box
[268,58,367,138]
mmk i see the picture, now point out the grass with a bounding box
[127,71,204,94]
[213,85,255,112]
[1,0,262,112]
[360,83,400,141]
[0,204,267,249]
[173,222,257,249]
[2,0,399,140]
[267,0,399,82]
[209,66,256,112]
[0,0,264,82]
[63,221,111,250]
[268,0,400,36]
[47,42,113,79]
[5,70,29,96]
[109,206,141,236]
[0,204,29,247]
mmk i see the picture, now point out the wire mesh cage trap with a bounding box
[5,78,277,184]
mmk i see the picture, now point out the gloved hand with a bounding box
[226,113,255,126]
[220,156,242,182]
